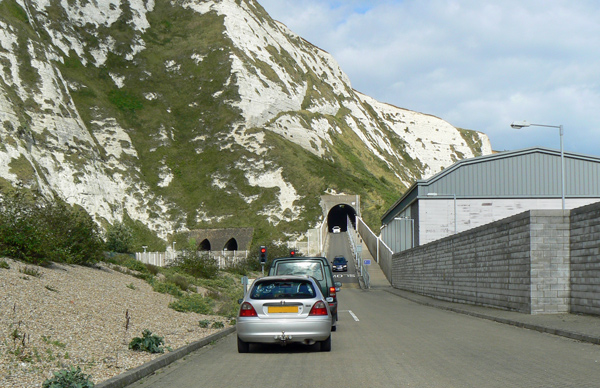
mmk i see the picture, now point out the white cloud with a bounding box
[258,0,600,156]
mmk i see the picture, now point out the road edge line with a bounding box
[95,326,236,388]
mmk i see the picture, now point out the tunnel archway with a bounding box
[327,204,357,232]
[198,239,211,251]
[223,238,238,251]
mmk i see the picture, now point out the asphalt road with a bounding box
[327,232,359,288]
[129,286,600,388]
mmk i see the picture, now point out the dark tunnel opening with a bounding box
[327,204,357,232]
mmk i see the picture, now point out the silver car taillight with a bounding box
[239,302,258,317]
[309,301,328,316]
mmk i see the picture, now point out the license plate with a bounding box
[268,306,298,313]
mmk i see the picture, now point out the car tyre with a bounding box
[319,336,332,352]
[237,336,250,353]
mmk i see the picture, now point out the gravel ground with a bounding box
[0,258,232,387]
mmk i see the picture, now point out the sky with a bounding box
[258,0,600,156]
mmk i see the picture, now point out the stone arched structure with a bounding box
[187,228,253,252]
[224,238,238,251]
[198,239,211,251]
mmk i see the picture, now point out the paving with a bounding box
[103,245,600,388]
[364,255,600,346]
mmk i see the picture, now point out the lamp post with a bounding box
[511,121,565,210]
[427,192,457,234]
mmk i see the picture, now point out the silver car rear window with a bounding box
[251,280,316,299]
[274,262,324,281]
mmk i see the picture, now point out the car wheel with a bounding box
[319,336,332,352]
[237,336,250,353]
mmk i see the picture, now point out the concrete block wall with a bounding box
[570,201,600,315]
[529,210,570,314]
[392,210,571,314]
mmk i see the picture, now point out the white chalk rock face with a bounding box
[0,0,492,238]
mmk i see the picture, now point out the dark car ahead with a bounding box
[268,257,341,331]
[332,256,348,272]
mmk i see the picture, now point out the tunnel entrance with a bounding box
[198,239,211,251]
[223,238,238,251]
[327,204,357,232]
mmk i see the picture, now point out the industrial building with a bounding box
[381,147,600,252]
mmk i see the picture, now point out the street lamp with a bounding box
[511,121,565,210]
[427,192,457,234]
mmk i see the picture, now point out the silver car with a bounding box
[236,275,332,353]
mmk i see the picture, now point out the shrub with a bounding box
[145,263,159,275]
[129,329,167,354]
[170,249,219,279]
[105,222,133,253]
[0,260,10,269]
[150,280,182,297]
[0,194,103,265]
[42,366,94,388]
[211,321,224,329]
[110,255,147,273]
[169,294,214,314]
[166,273,192,292]
[198,319,210,328]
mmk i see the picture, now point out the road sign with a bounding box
[357,245,362,253]
[363,259,371,265]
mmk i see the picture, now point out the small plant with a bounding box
[229,318,236,326]
[45,285,58,292]
[129,329,168,354]
[20,266,42,277]
[42,366,94,388]
[0,260,9,269]
[126,283,136,290]
[198,319,210,328]
[211,321,225,329]
[42,336,66,348]
[169,294,214,314]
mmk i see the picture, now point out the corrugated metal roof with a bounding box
[381,147,600,224]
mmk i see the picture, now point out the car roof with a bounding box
[256,275,316,282]
[271,256,332,266]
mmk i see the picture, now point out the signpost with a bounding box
[241,276,248,295]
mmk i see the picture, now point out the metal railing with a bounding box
[348,216,370,288]
[356,216,393,284]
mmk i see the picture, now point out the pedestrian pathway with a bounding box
[363,255,600,346]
